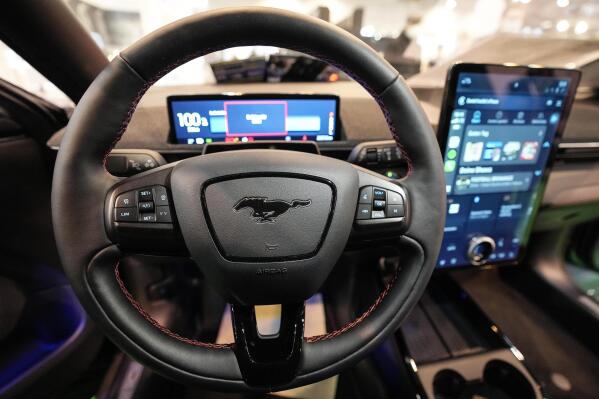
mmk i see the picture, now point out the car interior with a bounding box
[1,1,599,398]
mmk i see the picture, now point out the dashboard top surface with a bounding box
[46,80,599,210]
[47,80,598,152]
[47,81,440,151]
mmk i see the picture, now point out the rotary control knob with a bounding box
[467,236,496,266]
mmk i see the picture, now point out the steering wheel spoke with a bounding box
[105,163,186,254]
[231,302,305,388]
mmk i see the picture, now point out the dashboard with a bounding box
[48,66,599,271]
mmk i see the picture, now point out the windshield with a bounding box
[62,0,599,86]
[2,0,599,104]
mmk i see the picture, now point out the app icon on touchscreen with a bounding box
[520,141,539,161]
[463,141,484,162]
[444,160,457,172]
[448,135,461,149]
[502,141,521,161]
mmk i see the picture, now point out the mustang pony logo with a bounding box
[233,197,312,223]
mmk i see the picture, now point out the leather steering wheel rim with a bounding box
[52,7,446,392]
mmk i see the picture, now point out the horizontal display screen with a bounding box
[437,64,579,269]
[168,95,339,144]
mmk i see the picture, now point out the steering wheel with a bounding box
[52,7,445,392]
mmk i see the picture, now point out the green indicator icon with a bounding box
[444,160,456,173]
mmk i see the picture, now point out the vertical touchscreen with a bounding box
[437,66,579,268]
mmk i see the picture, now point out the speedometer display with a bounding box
[168,94,339,144]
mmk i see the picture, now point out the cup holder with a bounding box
[432,360,536,399]
[483,360,535,399]
[432,369,466,399]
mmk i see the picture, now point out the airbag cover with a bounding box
[204,176,333,260]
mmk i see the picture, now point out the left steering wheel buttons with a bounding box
[138,188,153,201]
[138,201,155,212]
[154,186,170,206]
[140,213,156,223]
[356,204,372,220]
[156,206,172,223]
[115,191,136,208]
[115,208,138,222]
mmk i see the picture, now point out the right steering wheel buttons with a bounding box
[372,210,386,219]
[387,205,404,218]
[358,186,373,204]
[387,191,403,205]
[373,187,386,200]
[373,199,386,210]
[356,204,371,220]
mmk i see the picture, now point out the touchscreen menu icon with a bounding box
[463,141,484,162]
[502,141,521,161]
[520,141,539,161]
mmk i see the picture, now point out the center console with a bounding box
[393,63,580,399]
[398,276,543,399]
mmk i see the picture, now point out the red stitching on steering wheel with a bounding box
[114,261,232,349]
[306,267,399,342]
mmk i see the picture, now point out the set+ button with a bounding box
[138,189,153,202]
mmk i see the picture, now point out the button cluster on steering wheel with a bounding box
[356,186,405,221]
[114,185,172,223]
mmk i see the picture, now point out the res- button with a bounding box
[140,213,156,223]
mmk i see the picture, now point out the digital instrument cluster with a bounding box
[436,63,580,268]
[168,94,339,144]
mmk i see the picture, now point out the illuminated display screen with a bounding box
[437,65,579,269]
[168,95,339,144]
